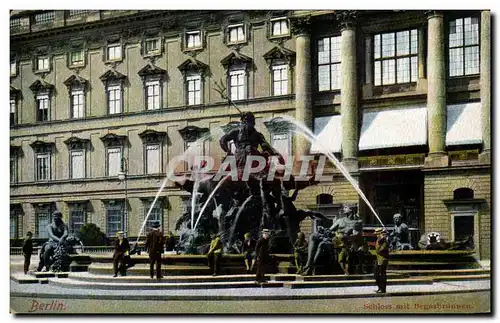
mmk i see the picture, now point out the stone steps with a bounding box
[283,277,435,289]
[295,273,406,281]
[69,273,271,284]
[48,278,283,290]
[389,268,490,276]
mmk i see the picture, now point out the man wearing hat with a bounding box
[145,221,164,279]
[374,227,389,293]
[112,231,130,277]
[207,233,223,276]
[255,229,271,283]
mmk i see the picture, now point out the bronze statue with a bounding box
[389,213,413,251]
[301,226,334,275]
[37,211,69,272]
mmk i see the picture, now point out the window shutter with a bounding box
[108,147,121,176]
[146,145,160,174]
[71,150,85,179]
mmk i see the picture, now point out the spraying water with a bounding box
[227,194,254,246]
[194,174,231,230]
[280,116,385,228]
[190,164,202,229]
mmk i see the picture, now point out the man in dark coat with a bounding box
[112,231,130,277]
[255,229,271,283]
[22,231,33,275]
[374,227,389,293]
[242,232,256,273]
[146,221,164,280]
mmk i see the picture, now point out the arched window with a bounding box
[453,188,474,200]
[316,194,333,205]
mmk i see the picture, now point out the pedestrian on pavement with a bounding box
[112,231,130,277]
[145,221,164,280]
[374,227,389,293]
[255,229,271,283]
[22,231,33,275]
[207,233,223,276]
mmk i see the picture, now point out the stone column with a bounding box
[417,27,427,90]
[425,12,449,167]
[292,17,312,163]
[479,10,491,164]
[339,11,359,172]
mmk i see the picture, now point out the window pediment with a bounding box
[64,136,90,150]
[63,74,88,90]
[221,121,241,133]
[29,79,54,94]
[178,126,209,142]
[263,46,296,66]
[138,64,167,80]
[220,52,253,70]
[99,69,127,84]
[264,117,293,134]
[177,58,209,76]
[100,133,127,147]
[30,140,54,152]
[138,129,167,143]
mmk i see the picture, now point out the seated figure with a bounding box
[302,226,334,275]
[293,232,308,274]
[389,213,413,251]
[37,211,69,272]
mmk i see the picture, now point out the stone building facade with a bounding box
[10,10,491,259]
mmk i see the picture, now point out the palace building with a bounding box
[10,10,491,259]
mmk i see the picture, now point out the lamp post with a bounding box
[117,157,128,237]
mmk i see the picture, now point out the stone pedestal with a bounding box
[424,152,449,168]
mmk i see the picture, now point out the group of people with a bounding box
[207,229,271,283]
[111,221,176,279]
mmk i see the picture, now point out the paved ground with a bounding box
[10,278,490,314]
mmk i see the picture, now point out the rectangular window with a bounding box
[272,64,288,95]
[70,50,84,66]
[107,84,122,114]
[187,74,202,105]
[10,156,17,184]
[145,144,161,174]
[71,88,84,118]
[144,201,162,234]
[107,44,122,61]
[10,61,16,76]
[374,29,418,86]
[36,152,50,181]
[69,205,86,235]
[186,141,204,170]
[449,17,480,77]
[10,18,22,29]
[271,133,291,163]
[228,25,245,43]
[229,69,246,101]
[10,99,16,125]
[10,213,18,239]
[107,147,122,177]
[186,31,202,49]
[271,18,289,36]
[37,57,50,71]
[106,204,123,236]
[36,94,49,121]
[34,11,55,24]
[145,38,160,55]
[70,150,85,179]
[35,210,51,239]
[145,81,161,110]
[68,10,91,18]
[318,36,342,91]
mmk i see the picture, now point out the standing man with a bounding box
[145,221,164,280]
[255,229,271,283]
[22,231,33,275]
[207,233,223,276]
[112,231,130,277]
[374,227,389,293]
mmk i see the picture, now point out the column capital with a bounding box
[337,10,357,30]
[290,16,312,36]
[425,10,444,20]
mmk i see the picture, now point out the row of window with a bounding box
[10,200,163,239]
[10,128,293,184]
[10,61,291,124]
